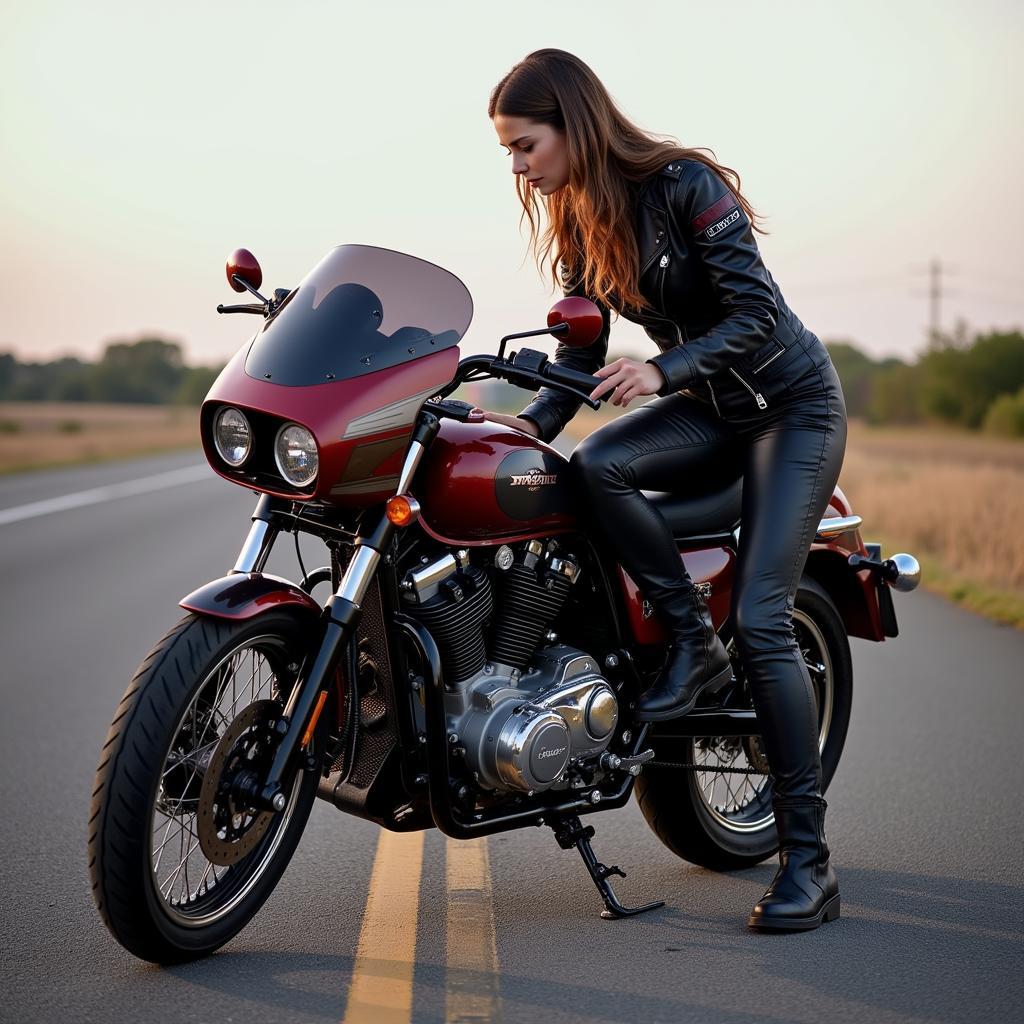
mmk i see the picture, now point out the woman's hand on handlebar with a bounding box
[469,408,542,438]
[589,358,665,407]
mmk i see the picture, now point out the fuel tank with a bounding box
[415,419,578,545]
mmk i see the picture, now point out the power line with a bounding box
[957,269,1024,290]
[785,260,1021,338]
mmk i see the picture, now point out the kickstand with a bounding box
[549,815,665,920]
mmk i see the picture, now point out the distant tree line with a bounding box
[826,325,1024,437]
[3,329,1022,437]
[0,338,224,406]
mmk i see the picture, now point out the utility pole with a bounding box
[929,257,941,344]
[911,259,956,347]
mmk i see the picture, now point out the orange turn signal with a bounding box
[301,689,329,750]
[386,494,420,527]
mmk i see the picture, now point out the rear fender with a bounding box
[804,549,889,641]
[179,572,324,623]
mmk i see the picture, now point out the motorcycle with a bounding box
[88,243,921,963]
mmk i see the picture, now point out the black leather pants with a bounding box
[568,359,848,801]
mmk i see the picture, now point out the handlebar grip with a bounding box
[544,362,604,399]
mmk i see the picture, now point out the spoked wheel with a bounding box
[635,575,852,870]
[89,610,331,963]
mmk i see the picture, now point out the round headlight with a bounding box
[213,407,251,467]
[274,422,318,487]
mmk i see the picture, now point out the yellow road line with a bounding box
[342,828,425,1024]
[445,836,502,1023]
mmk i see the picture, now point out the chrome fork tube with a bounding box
[334,546,380,609]
[233,495,279,573]
[233,519,277,573]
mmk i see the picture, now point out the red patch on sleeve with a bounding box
[691,194,738,233]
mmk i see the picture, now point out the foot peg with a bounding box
[549,814,665,920]
[599,748,655,777]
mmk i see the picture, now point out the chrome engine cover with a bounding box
[446,644,619,794]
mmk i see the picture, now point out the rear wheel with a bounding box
[88,610,329,963]
[635,575,852,870]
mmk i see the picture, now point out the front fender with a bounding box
[179,572,323,622]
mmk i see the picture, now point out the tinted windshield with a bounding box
[244,244,473,386]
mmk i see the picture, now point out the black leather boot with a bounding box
[634,583,733,722]
[747,794,840,931]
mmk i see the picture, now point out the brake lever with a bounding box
[217,303,267,315]
[554,384,600,410]
[217,288,291,318]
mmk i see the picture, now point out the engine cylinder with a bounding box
[403,561,492,685]
[490,542,578,669]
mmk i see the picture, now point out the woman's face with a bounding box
[493,114,569,195]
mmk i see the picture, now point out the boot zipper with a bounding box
[728,366,768,410]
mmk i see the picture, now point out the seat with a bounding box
[642,476,743,541]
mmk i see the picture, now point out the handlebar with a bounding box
[430,346,608,411]
[496,347,606,410]
[543,360,605,400]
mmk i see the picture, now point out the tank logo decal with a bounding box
[495,448,568,521]
[510,469,558,489]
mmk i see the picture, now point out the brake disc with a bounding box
[197,700,281,866]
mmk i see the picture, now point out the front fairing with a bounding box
[201,245,472,505]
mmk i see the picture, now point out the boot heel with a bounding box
[704,663,733,695]
[823,895,840,922]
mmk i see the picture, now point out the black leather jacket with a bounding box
[518,158,833,443]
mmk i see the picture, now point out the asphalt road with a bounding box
[1,450,1021,1024]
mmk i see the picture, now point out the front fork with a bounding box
[237,412,440,811]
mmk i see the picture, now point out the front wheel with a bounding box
[635,574,852,870]
[88,610,329,963]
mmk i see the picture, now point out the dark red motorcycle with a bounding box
[88,244,921,962]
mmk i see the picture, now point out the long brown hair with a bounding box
[488,48,768,315]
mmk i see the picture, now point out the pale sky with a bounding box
[1,0,1021,369]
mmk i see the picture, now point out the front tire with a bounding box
[88,610,327,963]
[635,574,852,870]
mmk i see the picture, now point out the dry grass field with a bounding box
[564,408,1024,630]
[837,420,1024,628]
[0,402,201,475]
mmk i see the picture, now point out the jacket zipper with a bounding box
[751,346,785,373]
[706,379,722,416]
[646,252,761,416]
[729,366,768,410]
[647,227,768,413]
[645,270,728,416]
[640,239,670,278]
[657,252,670,311]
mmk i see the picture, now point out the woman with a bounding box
[478,48,848,933]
